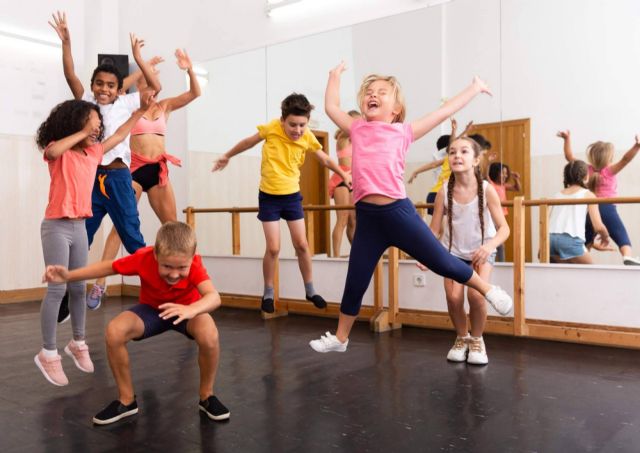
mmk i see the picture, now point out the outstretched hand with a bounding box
[175,49,193,70]
[472,76,492,96]
[158,303,197,325]
[556,130,570,140]
[130,33,145,58]
[329,61,347,77]
[212,155,229,172]
[140,90,157,111]
[407,171,418,184]
[49,11,70,43]
[42,265,70,283]
[592,235,614,251]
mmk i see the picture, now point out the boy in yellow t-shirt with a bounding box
[212,93,351,313]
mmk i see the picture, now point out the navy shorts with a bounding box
[585,203,631,248]
[257,191,304,222]
[128,303,194,341]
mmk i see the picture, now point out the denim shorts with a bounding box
[460,250,497,266]
[550,233,586,260]
[128,303,194,340]
[257,191,304,222]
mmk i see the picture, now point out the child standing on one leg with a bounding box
[429,137,510,365]
[212,94,351,313]
[35,95,152,386]
[43,222,229,424]
[309,63,513,353]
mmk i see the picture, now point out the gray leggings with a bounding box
[40,219,88,350]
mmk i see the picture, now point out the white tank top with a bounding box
[440,180,497,261]
[548,188,590,241]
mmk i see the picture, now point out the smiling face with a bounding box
[79,109,101,148]
[448,138,480,174]
[155,252,194,286]
[360,79,401,123]
[281,114,309,141]
[91,71,119,105]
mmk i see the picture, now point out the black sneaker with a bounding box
[57,292,70,324]
[198,396,230,421]
[261,297,274,313]
[93,399,139,425]
[306,294,327,309]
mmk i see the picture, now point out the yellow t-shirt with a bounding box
[257,119,322,195]
[430,157,451,193]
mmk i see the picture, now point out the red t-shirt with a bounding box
[112,246,211,309]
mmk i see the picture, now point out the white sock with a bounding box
[72,339,86,347]
[42,348,57,358]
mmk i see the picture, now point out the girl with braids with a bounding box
[558,130,640,265]
[430,137,510,365]
[34,94,154,386]
[310,63,513,353]
[548,160,609,264]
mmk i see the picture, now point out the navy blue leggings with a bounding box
[340,198,473,316]
[585,203,631,248]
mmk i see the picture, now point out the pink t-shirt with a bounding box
[588,165,617,197]
[349,119,414,203]
[44,143,104,219]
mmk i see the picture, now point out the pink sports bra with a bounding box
[131,112,167,136]
[337,143,352,159]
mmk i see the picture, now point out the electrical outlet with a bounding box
[412,274,426,287]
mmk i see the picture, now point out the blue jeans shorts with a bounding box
[257,191,304,222]
[550,233,586,260]
[128,303,194,340]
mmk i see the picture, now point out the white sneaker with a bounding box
[485,285,513,315]
[309,332,348,353]
[467,337,489,365]
[446,336,469,362]
[623,256,640,266]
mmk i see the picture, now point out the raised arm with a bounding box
[411,77,491,141]
[407,159,444,183]
[211,133,263,171]
[121,56,164,93]
[130,33,162,94]
[43,260,116,284]
[556,130,575,162]
[161,49,201,114]
[43,111,102,160]
[49,11,83,99]
[505,171,522,192]
[325,62,356,133]
[101,91,156,153]
[609,135,640,175]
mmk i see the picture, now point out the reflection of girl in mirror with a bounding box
[487,161,521,261]
[310,62,513,353]
[558,130,640,265]
[429,137,510,365]
[548,160,609,264]
[87,42,203,308]
[212,94,351,314]
[329,110,360,257]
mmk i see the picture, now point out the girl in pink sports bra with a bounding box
[88,47,202,302]
[329,110,360,257]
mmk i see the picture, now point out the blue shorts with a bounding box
[257,191,304,222]
[550,233,586,260]
[128,303,194,340]
[85,167,146,254]
[460,250,497,266]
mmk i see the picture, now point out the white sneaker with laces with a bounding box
[623,256,640,266]
[309,332,348,353]
[446,336,470,362]
[485,285,513,315]
[467,337,489,365]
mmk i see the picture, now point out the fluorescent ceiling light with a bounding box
[266,0,304,17]
[0,24,60,48]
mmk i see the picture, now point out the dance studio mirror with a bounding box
[188,0,640,265]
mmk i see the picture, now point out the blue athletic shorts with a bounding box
[257,191,304,222]
[128,303,194,340]
[550,233,586,260]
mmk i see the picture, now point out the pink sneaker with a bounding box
[34,351,69,386]
[64,341,94,373]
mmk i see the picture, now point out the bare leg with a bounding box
[620,245,633,259]
[187,314,220,401]
[104,311,144,405]
[444,278,467,336]
[147,181,178,223]
[467,263,492,337]
[286,218,313,283]
[262,221,280,288]
[332,187,351,257]
[335,312,357,343]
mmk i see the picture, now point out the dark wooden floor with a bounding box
[1,297,640,452]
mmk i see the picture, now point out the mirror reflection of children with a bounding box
[329,110,360,257]
[43,222,230,425]
[309,62,513,354]
[549,160,610,264]
[430,137,510,365]
[487,161,521,261]
[212,94,351,313]
[558,130,640,265]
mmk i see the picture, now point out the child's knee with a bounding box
[292,239,309,254]
[105,318,131,346]
[194,323,219,350]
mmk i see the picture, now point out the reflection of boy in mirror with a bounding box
[212,94,351,313]
[558,130,640,265]
[329,110,361,257]
[549,160,609,264]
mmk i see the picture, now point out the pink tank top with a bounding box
[588,165,617,197]
[131,112,167,136]
[337,143,352,159]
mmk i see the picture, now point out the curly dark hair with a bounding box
[91,64,123,90]
[488,162,510,184]
[36,100,104,150]
[281,93,314,119]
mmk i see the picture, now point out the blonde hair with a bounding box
[334,110,362,148]
[586,141,614,193]
[154,221,197,257]
[357,75,406,123]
